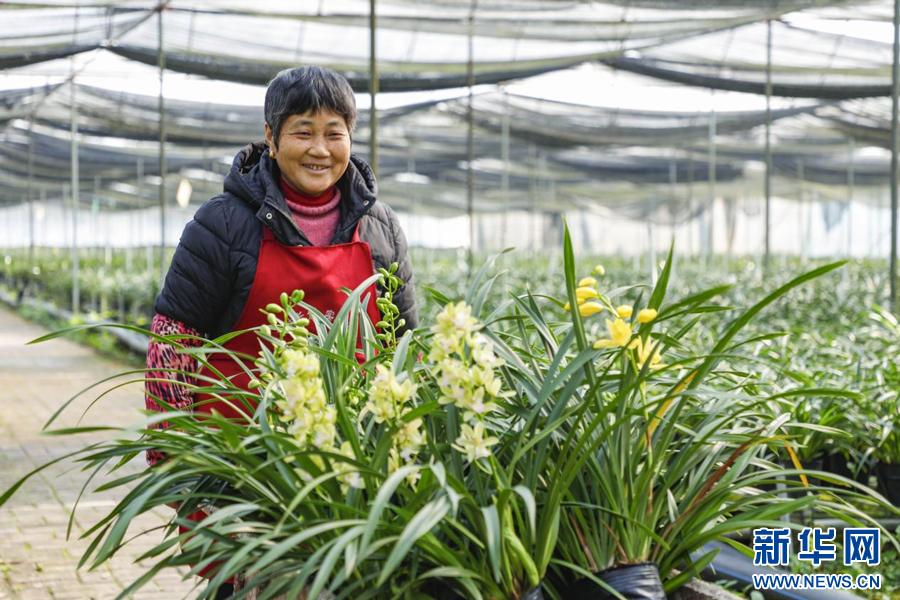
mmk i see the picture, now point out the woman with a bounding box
[144,66,418,599]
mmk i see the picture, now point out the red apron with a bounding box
[180,223,382,580]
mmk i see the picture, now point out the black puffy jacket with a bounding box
[155,142,418,339]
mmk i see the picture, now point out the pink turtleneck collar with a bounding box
[280,178,342,246]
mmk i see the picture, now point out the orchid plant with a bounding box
[2,227,898,600]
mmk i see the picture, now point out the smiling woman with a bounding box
[263,67,356,199]
[144,65,419,600]
[267,112,352,197]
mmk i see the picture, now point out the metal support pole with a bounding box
[158,6,168,289]
[369,0,379,179]
[535,152,544,253]
[669,158,677,259]
[707,103,716,258]
[687,152,694,256]
[806,190,815,264]
[408,149,417,246]
[798,158,806,263]
[70,81,80,314]
[466,0,477,270]
[528,144,537,256]
[27,119,35,262]
[95,175,105,262]
[765,19,774,273]
[126,206,134,272]
[138,156,151,272]
[848,137,855,258]
[648,174,661,285]
[62,184,69,249]
[501,89,510,250]
[891,0,899,311]
[2,204,8,251]
[38,188,45,249]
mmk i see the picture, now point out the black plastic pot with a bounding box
[822,453,853,480]
[565,562,665,600]
[521,585,544,600]
[429,582,543,600]
[876,462,900,506]
[826,454,876,489]
[821,453,872,488]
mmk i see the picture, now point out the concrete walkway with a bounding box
[0,305,198,599]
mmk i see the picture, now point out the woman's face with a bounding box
[265,109,351,196]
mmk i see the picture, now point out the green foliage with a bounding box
[2,244,899,599]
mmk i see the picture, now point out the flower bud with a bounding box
[578,276,597,287]
[280,292,289,306]
[267,313,278,326]
[266,303,283,314]
[261,325,272,336]
[291,290,305,303]
[376,321,391,329]
[616,305,633,319]
[248,379,262,389]
[637,308,658,323]
[389,262,399,274]
[397,319,406,328]
[575,287,599,299]
[579,302,604,317]
[593,264,605,276]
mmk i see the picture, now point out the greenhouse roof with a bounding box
[3,1,882,90]
[0,0,895,217]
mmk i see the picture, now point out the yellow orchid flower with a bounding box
[637,308,658,323]
[632,337,664,370]
[578,276,597,287]
[452,422,500,463]
[616,305,633,319]
[579,302,604,317]
[593,318,633,349]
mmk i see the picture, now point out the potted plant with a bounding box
[547,232,895,599]
[866,306,900,505]
[874,403,900,506]
[3,234,898,600]
[3,262,562,599]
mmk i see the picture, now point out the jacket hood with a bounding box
[223,141,377,209]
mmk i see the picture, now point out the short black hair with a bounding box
[265,66,357,149]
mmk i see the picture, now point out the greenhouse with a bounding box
[0,1,898,599]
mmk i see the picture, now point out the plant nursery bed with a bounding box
[0,285,147,366]
[1,240,897,600]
